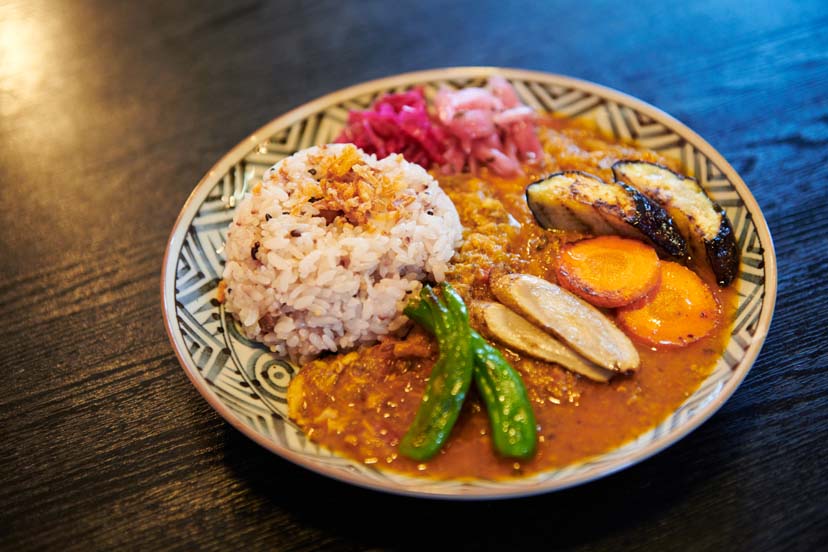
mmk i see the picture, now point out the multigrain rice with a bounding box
[221,144,463,362]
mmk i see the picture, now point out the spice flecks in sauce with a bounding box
[286,115,737,480]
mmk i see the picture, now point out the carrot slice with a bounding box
[556,236,662,308]
[617,261,720,347]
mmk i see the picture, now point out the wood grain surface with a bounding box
[1,0,826,549]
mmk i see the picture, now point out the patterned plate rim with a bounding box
[161,67,777,499]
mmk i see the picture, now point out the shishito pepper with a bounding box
[401,283,537,461]
[399,285,474,461]
[470,333,537,459]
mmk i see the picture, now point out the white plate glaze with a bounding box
[161,67,776,499]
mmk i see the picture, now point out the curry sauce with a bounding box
[286,116,739,480]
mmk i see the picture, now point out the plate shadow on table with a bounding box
[219,414,739,550]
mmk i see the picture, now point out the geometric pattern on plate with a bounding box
[163,68,774,499]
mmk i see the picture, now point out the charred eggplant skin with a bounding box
[706,208,739,286]
[525,171,687,258]
[623,180,688,258]
[611,161,740,287]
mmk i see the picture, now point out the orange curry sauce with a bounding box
[287,115,739,480]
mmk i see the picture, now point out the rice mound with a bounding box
[222,144,463,362]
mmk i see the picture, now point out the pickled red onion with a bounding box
[335,77,543,177]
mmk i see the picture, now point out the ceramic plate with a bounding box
[161,67,776,499]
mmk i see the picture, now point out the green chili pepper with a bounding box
[399,285,474,461]
[470,333,537,459]
[402,283,537,460]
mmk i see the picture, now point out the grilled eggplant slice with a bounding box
[475,301,614,383]
[491,273,639,373]
[612,161,739,287]
[526,171,687,258]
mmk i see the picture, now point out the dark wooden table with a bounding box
[2,0,826,549]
